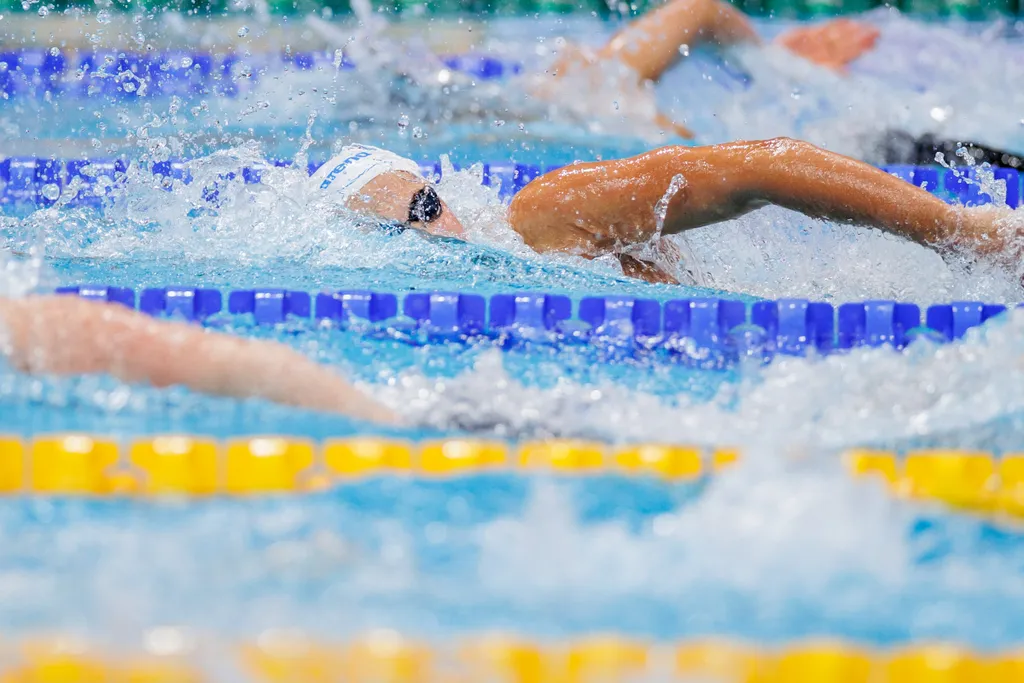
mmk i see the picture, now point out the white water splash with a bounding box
[376,308,1024,450]
[674,203,1024,304]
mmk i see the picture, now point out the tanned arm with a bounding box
[596,0,758,83]
[510,138,1003,275]
[0,296,397,423]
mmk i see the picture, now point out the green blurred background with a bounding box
[0,0,1019,22]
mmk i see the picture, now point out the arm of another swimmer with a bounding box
[599,0,759,82]
[510,139,974,261]
[0,296,397,424]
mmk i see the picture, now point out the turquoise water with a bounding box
[2,481,1024,645]
[4,10,1024,649]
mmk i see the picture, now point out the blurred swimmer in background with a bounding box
[326,0,1024,168]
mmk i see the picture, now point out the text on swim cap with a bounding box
[320,150,372,190]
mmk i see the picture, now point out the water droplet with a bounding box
[237,25,249,37]
[96,9,110,23]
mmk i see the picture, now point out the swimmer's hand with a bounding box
[956,205,1024,272]
[776,19,880,71]
[619,253,680,285]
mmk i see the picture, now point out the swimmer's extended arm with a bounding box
[510,139,999,277]
[595,0,877,84]
[0,296,397,423]
[598,0,758,82]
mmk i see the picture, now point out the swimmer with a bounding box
[0,295,397,423]
[310,140,1012,284]
[536,0,1024,166]
[361,0,1024,168]
[0,140,1008,419]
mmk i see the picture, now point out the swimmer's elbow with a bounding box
[754,137,826,160]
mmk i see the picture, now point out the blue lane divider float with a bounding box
[751,299,834,356]
[0,49,520,100]
[837,301,921,350]
[54,286,1024,366]
[0,157,558,207]
[2,160,1020,208]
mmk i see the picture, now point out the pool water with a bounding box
[3,6,1024,654]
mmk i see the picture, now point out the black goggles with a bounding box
[408,185,443,224]
[376,185,444,237]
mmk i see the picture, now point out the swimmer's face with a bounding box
[346,172,465,239]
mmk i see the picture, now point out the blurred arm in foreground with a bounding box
[0,295,397,423]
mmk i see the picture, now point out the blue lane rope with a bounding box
[0,157,563,206]
[0,49,518,100]
[54,286,1023,366]
[1,157,1019,207]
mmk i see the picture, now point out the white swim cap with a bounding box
[310,144,425,203]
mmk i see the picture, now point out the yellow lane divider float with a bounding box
[3,632,1024,682]
[2,433,1023,518]
[846,449,1024,517]
[0,435,739,496]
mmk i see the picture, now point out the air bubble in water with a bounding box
[123,82,136,93]
[397,114,409,132]
[41,184,60,201]
[96,9,110,23]
[412,126,424,139]
[37,5,49,16]
[0,63,7,73]
[237,26,250,37]
[181,56,193,68]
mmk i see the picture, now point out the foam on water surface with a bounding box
[0,464,1023,643]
